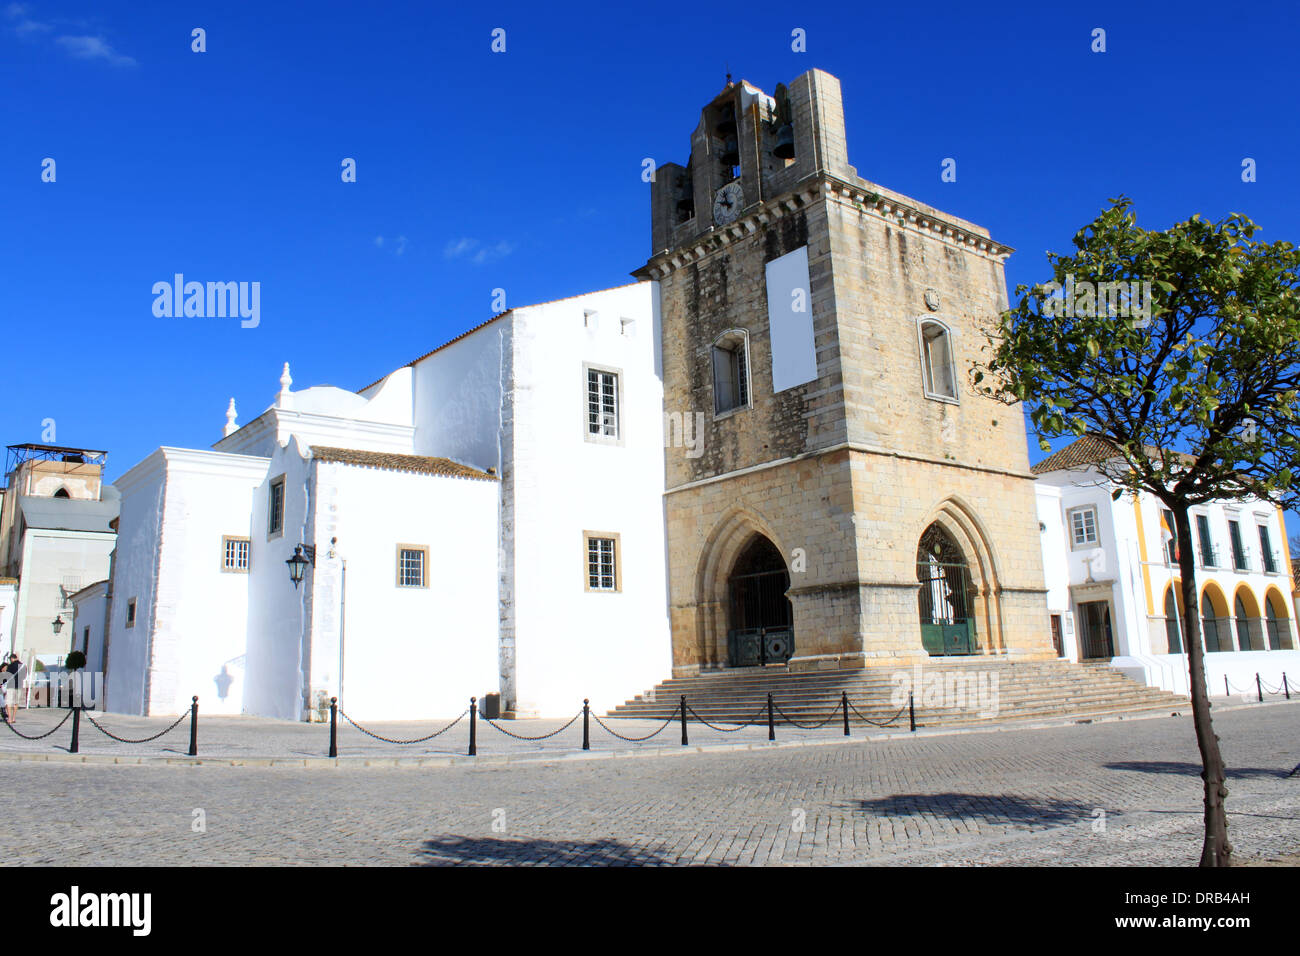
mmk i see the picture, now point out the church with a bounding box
[91,68,1061,722]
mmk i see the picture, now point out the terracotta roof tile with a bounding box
[1031,434,1196,475]
[310,447,497,482]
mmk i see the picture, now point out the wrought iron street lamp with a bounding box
[285,545,314,589]
[52,615,64,635]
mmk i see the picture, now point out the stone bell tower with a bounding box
[634,69,1055,676]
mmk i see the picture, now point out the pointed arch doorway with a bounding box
[725,535,794,667]
[916,523,979,656]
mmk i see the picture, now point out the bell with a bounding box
[716,104,737,136]
[773,123,795,159]
[720,135,740,166]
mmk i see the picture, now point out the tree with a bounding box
[976,198,1300,866]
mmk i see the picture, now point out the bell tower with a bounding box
[636,69,1055,676]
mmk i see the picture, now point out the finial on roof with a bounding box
[223,398,238,437]
[277,363,293,409]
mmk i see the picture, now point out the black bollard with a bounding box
[188,696,199,757]
[582,699,590,751]
[767,693,775,741]
[680,695,688,746]
[70,707,80,754]
[1256,673,1263,703]
[908,691,916,733]
[328,697,338,758]
[469,697,477,756]
[1225,676,1230,698]
[842,691,850,736]
[1285,673,1291,701]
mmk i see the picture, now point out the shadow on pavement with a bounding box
[415,835,681,866]
[1105,761,1289,779]
[847,792,1099,826]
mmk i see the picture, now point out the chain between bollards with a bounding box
[468,697,477,756]
[841,691,850,736]
[908,691,916,733]
[329,697,338,758]
[766,693,775,741]
[188,696,199,757]
[680,695,688,746]
[582,699,590,751]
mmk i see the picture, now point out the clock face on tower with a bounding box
[712,181,744,226]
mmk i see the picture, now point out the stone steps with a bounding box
[608,658,1187,729]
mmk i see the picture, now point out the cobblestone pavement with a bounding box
[6,703,1298,865]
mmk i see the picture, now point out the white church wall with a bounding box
[508,283,671,715]
[146,450,269,716]
[409,319,508,473]
[104,452,167,715]
[244,437,314,720]
[307,459,499,721]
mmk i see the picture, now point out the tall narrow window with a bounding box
[1161,509,1179,565]
[919,320,957,400]
[712,331,750,415]
[586,368,619,439]
[1228,519,1248,571]
[1258,523,1277,574]
[268,477,285,537]
[126,598,137,628]
[585,533,620,592]
[1196,514,1215,567]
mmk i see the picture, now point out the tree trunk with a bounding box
[1172,504,1232,866]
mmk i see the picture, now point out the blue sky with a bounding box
[3,0,1298,538]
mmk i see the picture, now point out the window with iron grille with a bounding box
[586,536,617,591]
[1196,514,1215,567]
[586,369,619,439]
[1162,509,1178,564]
[397,546,427,588]
[222,536,250,572]
[712,331,750,415]
[268,477,285,536]
[1228,519,1248,571]
[1258,522,1277,573]
[1068,507,1098,548]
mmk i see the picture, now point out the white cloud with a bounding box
[55,34,136,66]
[444,238,514,265]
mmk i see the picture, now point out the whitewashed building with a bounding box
[103,283,671,720]
[1035,435,1300,697]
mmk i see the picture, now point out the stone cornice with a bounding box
[635,174,1013,281]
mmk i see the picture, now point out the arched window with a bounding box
[1234,594,1264,651]
[1202,593,1227,652]
[1164,587,1183,654]
[1264,594,1289,650]
[712,330,750,415]
[53,487,70,499]
[918,319,957,400]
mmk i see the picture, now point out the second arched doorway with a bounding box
[725,534,794,667]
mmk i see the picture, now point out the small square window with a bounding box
[222,536,251,573]
[397,545,428,588]
[1068,507,1098,548]
[620,318,636,337]
[585,532,621,592]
